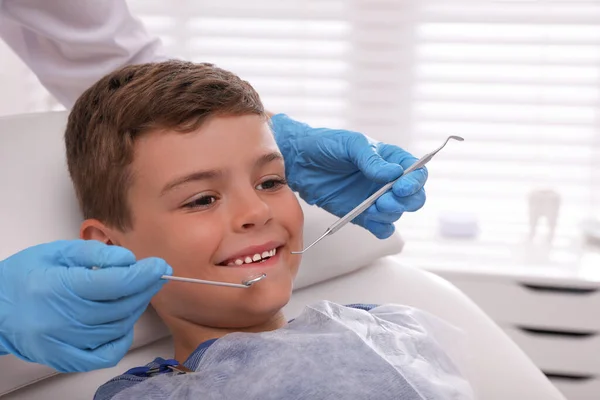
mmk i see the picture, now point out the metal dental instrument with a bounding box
[161,273,267,288]
[291,135,464,255]
[92,266,267,289]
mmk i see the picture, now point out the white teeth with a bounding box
[225,247,278,266]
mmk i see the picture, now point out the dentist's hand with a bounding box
[0,240,172,372]
[271,114,427,239]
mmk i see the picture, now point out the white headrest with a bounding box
[0,111,403,396]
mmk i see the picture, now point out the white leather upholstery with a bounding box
[0,111,565,399]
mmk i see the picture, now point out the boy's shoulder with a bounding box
[94,303,378,400]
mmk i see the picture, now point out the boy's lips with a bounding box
[217,241,284,266]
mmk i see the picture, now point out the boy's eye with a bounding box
[184,195,217,209]
[256,178,287,191]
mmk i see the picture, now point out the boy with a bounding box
[66,60,473,399]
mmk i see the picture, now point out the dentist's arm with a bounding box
[0,0,166,108]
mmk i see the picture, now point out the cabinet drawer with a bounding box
[503,326,600,375]
[549,376,600,400]
[445,278,600,331]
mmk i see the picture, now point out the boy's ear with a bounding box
[80,219,118,245]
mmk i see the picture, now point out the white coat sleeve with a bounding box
[0,0,168,108]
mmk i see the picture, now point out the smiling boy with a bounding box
[66,60,472,400]
[66,60,304,360]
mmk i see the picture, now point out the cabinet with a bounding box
[396,244,600,400]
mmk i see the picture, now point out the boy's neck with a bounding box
[165,311,288,364]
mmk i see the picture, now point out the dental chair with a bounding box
[0,111,565,400]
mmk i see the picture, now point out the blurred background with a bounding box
[2,0,598,272]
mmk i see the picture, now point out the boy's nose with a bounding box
[230,190,272,231]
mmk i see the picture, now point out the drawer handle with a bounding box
[517,326,597,338]
[520,283,598,295]
[544,372,595,382]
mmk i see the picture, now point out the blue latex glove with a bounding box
[0,240,172,372]
[271,114,427,239]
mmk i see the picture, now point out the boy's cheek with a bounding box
[292,202,305,244]
[280,192,304,230]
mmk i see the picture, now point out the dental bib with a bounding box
[114,301,474,400]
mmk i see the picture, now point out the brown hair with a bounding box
[65,60,265,230]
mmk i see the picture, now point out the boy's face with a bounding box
[84,115,303,328]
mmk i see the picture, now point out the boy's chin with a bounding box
[221,289,292,329]
[246,289,291,316]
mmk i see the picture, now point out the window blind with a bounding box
[399,0,600,267]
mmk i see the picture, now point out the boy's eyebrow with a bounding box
[161,170,222,196]
[160,151,284,196]
[256,151,284,168]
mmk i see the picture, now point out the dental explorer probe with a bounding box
[291,135,464,255]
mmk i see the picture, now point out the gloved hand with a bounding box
[271,114,427,239]
[0,240,172,372]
